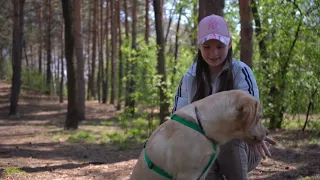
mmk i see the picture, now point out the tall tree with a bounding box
[145,0,149,43]
[164,0,177,44]
[199,0,224,20]
[239,0,253,68]
[110,0,117,105]
[103,0,110,104]
[124,0,130,106]
[172,5,183,84]
[0,45,3,79]
[74,0,85,120]
[59,20,64,103]
[9,0,25,116]
[90,0,98,99]
[97,0,104,103]
[61,0,81,129]
[127,0,137,111]
[46,0,52,92]
[38,5,42,73]
[153,0,169,124]
[86,1,92,100]
[116,0,123,110]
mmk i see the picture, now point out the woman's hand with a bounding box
[249,136,276,159]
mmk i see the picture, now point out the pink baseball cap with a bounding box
[197,14,231,47]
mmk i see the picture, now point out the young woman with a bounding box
[172,14,275,180]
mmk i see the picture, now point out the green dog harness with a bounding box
[143,114,217,180]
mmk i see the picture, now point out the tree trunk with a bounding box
[164,0,176,44]
[59,21,64,103]
[190,1,197,47]
[97,0,104,103]
[127,0,137,112]
[110,0,117,105]
[145,0,149,44]
[124,0,130,106]
[251,0,269,71]
[86,1,92,100]
[46,0,52,93]
[103,0,110,104]
[61,0,79,129]
[38,5,42,73]
[302,88,318,131]
[90,0,97,99]
[116,0,123,110]
[199,0,224,21]
[239,0,253,68]
[23,39,29,68]
[30,45,34,67]
[0,45,3,79]
[172,6,182,84]
[9,0,25,116]
[74,0,85,120]
[153,0,169,124]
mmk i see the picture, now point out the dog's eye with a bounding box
[253,136,257,140]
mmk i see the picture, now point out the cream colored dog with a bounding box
[130,90,268,180]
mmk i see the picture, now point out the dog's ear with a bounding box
[236,95,258,131]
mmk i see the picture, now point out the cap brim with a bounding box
[197,33,230,47]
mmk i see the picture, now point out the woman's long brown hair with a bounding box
[191,48,234,102]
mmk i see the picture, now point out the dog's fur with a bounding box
[130,90,268,180]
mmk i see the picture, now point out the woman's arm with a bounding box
[234,64,259,100]
[171,75,189,114]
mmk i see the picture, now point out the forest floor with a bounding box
[0,80,319,180]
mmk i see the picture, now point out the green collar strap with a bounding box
[143,115,217,180]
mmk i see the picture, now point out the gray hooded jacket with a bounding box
[172,58,259,113]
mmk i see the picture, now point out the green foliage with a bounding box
[1,59,13,81]
[252,0,320,128]
[21,67,50,94]
[4,167,25,175]
[67,131,96,143]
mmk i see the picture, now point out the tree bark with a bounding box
[61,0,79,129]
[9,0,25,116]
[302,87,318,131]
[0,45,3,79]
[239,0,253,68]
[172,6,182,84]
[127,0,137,112]
[90,0,97,99]
[110,0,117,105]
[46,0,52,93]
[86,1,92,100]
[144,0,149,44]
[103,0,110,104]
[153,0,169,124]
[124,0,130,106]
[38,5,42,73]
[59,21,64,103]
[199,0,224,21]
[23,39,29,68]
[116,0,123,110]
[164,0,176,44]
[98,0,104,103]
[74,0,85,120]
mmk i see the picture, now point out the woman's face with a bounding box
[199,39,231,73]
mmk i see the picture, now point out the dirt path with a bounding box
[0,81,319,180]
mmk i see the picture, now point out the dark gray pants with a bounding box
[206,139,262,180]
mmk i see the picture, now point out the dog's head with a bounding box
[234,91,268,145]
[190,90,268,145]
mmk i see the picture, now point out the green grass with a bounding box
[44,110,160,150]
[67,131,96,143]
[4,167,25,175]
[263,114,320,131]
